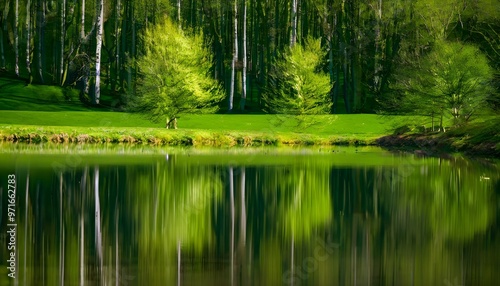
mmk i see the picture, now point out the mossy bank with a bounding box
[0,125,378,147]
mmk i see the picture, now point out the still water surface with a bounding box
[0,144,499,286]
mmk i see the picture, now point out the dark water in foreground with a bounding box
[0,145,499,286]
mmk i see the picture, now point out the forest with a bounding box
[0,0,499,122]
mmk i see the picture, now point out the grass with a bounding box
[1,77,498,154]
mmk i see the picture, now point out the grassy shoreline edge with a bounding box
[0,125,379,147]
[1,124,498,158]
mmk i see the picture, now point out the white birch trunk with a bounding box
[229,0,238,111]
[290,0,298,47]
[177,0,181,29]
[80,0,85,40]
[94,0,104,104]
[240,0,247,110]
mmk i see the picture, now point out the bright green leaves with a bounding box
[263,38,332,115]
[391,40,494,126]
[130,18,224,127]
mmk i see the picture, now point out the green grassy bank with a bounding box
[0,123,381,147]
[0,77,498,155]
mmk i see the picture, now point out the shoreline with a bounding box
[1,125,498,158]
[0,125,378,147]
[377,134,499,158]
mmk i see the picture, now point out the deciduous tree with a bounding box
[263,37,331,115]
[131,18,224,129]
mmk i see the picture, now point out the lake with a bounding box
[0,144,499,286]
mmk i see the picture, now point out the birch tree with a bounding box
[94,0,104,104]
[240,0,247,110]
[290,0,298,47]
[229,0,238,111]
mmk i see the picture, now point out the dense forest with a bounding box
[0,0,499,116]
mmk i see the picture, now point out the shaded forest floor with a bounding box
[0,77,498,156]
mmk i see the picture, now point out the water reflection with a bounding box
[0,148,499,285]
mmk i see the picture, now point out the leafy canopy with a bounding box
[130,18,224,125]
[389,40,494,125]
[263,38,332,115]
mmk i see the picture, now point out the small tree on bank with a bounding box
[389,40,495,131]
[130,19,224,129]
[263,38,332,116]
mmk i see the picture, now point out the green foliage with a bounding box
[263,38,332,115]
[130,18,224,126]
[390,40,495,126]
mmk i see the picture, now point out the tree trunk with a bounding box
[80,0,85,40]
[373,0,382,93]
[2,0,10,69]
[177,0,181,29]
[36,0,45,83]
[290,0,298,47]
[59,0,65,85]
[14,0,19,76]
[240,0,247,111]
[26,0,32,82]
[229,0,238,111]
[94,0,104,104]
[112,0,121,92]
[0,26,5,69]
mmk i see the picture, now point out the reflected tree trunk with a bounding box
[80,166,87,286]
[95,166,103,283]
[115,167,120,286]
[291,234,294,286]
[229,167,235,285]
[239,167,246,284]
[177,240,181,286]
[59,172,65,286]
[24,173,29,286]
